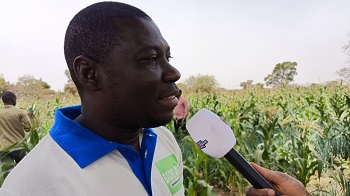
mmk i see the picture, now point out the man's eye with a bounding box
[145,57,157,61]
[141,57,158,66]
[166,56,173,62]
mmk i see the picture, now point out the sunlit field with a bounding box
[1,85,350,195]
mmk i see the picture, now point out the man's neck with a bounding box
[74,114,142,152]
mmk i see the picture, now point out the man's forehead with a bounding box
[112,17,169,51]
[112,17,155,32]
[137,44,170,52]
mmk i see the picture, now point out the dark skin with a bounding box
[72,17,181,152]
[246,163,311,196]
[3,97,16,106]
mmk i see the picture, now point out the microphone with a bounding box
[186,108,281,196]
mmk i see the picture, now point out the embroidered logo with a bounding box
[156,154,182,195]
[196,139,208,149]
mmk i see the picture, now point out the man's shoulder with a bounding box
[152,126,176,141]
[0,135,72,193]
[7,106,27,114]
[0,106,28,121]
[152,126,181,153]
[3,135,58,172]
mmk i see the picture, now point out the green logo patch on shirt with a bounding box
[155,154,182,195]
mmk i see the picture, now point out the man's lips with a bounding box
[162,95,176,100]
[159,90,180,108]
[160,89,181,100]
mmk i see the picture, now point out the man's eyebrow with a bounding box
[137,45,171,53]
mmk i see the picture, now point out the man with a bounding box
[0,2,183,195]
[0,2,311,196]
[0,91,31,176]
[173,91,189,133]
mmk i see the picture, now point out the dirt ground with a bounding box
[307,168,350,195]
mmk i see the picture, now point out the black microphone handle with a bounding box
[224,148,281,196]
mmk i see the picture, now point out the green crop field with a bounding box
[1,85,350,196]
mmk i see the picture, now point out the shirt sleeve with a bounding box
[20,111,31,132]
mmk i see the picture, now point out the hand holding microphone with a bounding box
[246,163,311,196]
[186,108,281,196]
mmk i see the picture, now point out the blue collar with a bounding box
[49,105,157,195]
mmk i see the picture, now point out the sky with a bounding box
[1,0,350,91]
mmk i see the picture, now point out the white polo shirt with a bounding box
[0,106,184,196]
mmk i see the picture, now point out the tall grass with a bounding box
[176,86,350,195]
[0,94,79,185]
[1,86,350,195]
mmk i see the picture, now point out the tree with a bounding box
[14,75,53,99]
[64,84,77,95]
[65,69,73,84]
[175,83,188,94]
[0,74,9,93]
[16,75,50,90]
[63,69,78,95]
[344,32,350,63]
[240,80,264,90]
[185,74,219,93]
[254,83,264,89]
[240,80,253,90]
[264,61,297,88]
[336,67,350,85]
[336,32,350,84]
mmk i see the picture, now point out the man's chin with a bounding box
[144,117,173,128]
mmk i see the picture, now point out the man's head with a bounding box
[65,2,181,129]
[1,91,17,106]
[64,2,151,91]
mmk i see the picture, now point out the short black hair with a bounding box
[1,91,16,104]
[64,1,151,89]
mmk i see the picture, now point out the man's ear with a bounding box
[11,98,16,106]
[72,55,103,91]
